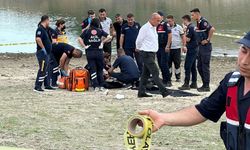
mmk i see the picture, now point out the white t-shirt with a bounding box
[136,22,159,52]
[100,17,112,35]
[171,24,184,49]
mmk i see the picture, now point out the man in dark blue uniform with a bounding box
[78,18,111,91]
[51,43,82,86]
[34,15,55,92]
[179,15,198,90]
[156,11,172,86]
[113,14,127,50]
[81,10,96,32]
[190,8,215,92]
[139,32,250,150]
[108,48,140,85]
[120,13,142,73]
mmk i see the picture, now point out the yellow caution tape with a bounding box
[214,32,243,39]
[0,42,35,46]
[124,115,153,150]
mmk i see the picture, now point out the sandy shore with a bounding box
[0,53,237,150]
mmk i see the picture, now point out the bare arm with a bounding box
[119,34,124,49]
[208,27,215,41]
[181,34,187,47]
[36,37,45,49]
[139,106,206,132]
[108,66,115,74]
[64,57,70,71]
[59,53,68,70]
[78,37,87,48]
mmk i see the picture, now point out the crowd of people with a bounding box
[32,7,250,149]
[33,8,216,97]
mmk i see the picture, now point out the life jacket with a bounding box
[224,71,250,150]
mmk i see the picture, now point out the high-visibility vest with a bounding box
[225,71,250,150]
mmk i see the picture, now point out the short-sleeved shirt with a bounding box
[121,22,141,49]
[35,25,52,53]
[196,17,212,43]
[80,27,108,50]
[195,72,250,124]
[113,20,128,49]
[100,17,112,35]
[82,17,91,30]
[52,43,75,63]
[157,21,172,48]
[113,55,140,79]
[186,23,198,52]
[170,24,184,49]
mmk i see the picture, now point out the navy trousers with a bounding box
[35,50,50,88]
[184,50,198,84]
[111,72,139,84]
[49,53,60,86]
[156,47,171,83]
[86,50,104,88]
[197,43,212,86]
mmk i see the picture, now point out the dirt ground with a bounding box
[0,53,238,150]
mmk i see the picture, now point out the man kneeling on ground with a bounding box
[108,48,140,86]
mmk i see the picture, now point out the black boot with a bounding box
[138,93,153,98]
[197,85,210,92]
[162,89,171,98]
[178,82,190,90]
[190,82,198,89]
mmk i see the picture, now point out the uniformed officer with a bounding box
[113,14,127,50]
[156,11,172,86]
[139,31,250,150]
[108,48,140,86]
[34,15,55,92]
[190,8,215,92]
[81,10,96,32]
[179,15,198,90]
[50,43,82,86]
[120,13,142,73]
[78,18,112,91]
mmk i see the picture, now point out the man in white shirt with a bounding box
[136,13,171,98]
[99,8,115,60]
[167,15,186,82]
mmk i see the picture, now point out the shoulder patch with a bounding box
[37,31,41,35]
[227,71,241,87]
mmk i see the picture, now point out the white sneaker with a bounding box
[100,87,106,91]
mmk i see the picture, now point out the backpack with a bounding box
[68,67,89,92]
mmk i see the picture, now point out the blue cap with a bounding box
[237,32,250,48]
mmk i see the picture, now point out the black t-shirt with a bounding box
[80,27,108,50]
[35,25,52,53]
[196,72,250,124]
[157,21,172,48]
[82,18,90,30]
[113,55,140,79]
[52,43,75,63]
[186,23,198,52]
[121,22,141,49]
[113,20,127,48]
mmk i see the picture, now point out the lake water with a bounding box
[0,0,250,56]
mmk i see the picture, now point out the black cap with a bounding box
[157,11,165,17]
[190,8,200,13]
[237,32,250,48]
